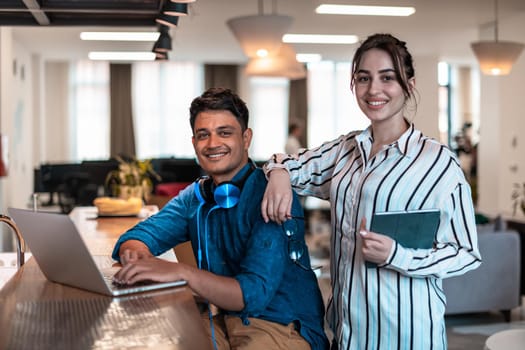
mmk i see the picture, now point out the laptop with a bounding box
[7,207,187,296]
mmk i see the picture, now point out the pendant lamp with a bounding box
[245,44,306,80]
[156,14,179,28]
[471,0,524,75]
[152,25,172,53]
[155,52,169,61]
[227,0,292,58]
[163,3,188,16]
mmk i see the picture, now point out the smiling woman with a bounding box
[261,33,481,350]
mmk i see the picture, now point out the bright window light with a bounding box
[296,53,322,62]
[316,4,416,16]
[80,32,160,41]
[88,52,156,61]
[438,61,449,86]
[256,49,269,57]
[283,34,358,44]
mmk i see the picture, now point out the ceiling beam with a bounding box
[0,8,159,15]
[21,0,50,25]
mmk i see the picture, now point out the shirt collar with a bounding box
[218,161,255,186]
[233,161,255,182]
[398,123,423,159]
[356,122,421,159]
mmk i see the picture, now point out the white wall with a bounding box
[0,28,36,249]
[0,28,13,250]
[413,55,440,140]
[1,29,36,211]
[477,12,525,220]
[477,76,503,215]
[32,54,45,167]
[8,40,35,210]
[44,61,70,162]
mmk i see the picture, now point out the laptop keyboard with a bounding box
[92,255,136,288]
[92,255,116,270]
[99,263,158,290]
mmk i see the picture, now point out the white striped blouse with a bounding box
[265,124,481,350]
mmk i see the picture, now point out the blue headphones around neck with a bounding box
[193,161,255,350]
[193,162,256,209]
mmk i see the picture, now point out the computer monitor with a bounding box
[80,159,119,189]
[38,163,83,192]
[151,158,203,184]
[36,163,84,206]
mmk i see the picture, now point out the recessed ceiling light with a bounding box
[283,34,358,44]
[88,52,156,61]
[316,4,416,16]
[296,53,322,63]
[80,32,160,41]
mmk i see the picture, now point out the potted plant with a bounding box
[105,156,161,202]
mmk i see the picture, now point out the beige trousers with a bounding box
[201,313,311,350]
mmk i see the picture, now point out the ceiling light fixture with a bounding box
[470,0,524,75]
[316,4,415,16]
[170,0,195,2]
[156,13,179,28]
[80,32,160,41]
[283,34,358,44]
[155,51,169,61]
[152,25,172,53]
[246,44,306,80]
[88,52,156,61]
[228,0,306,79]
[227,0,292,58]
[162,3,188,16]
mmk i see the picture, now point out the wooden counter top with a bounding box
[0,206,210,349]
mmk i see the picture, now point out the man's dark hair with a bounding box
[189,87,249,132]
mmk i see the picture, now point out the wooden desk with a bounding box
[0,207,210,349]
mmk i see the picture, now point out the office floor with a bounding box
[446,303,525,349]
[304,211,525,349]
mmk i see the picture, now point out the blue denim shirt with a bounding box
[112,164,329,350]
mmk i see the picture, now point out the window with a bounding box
[69,61,110,160]
[307,61,368,148]
[438,61,451,145]
[69,61,203,161]
[248,77,289,160]
[132,62,204,159]
[69,60,374,163]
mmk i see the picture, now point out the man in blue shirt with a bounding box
[112,88,328,350]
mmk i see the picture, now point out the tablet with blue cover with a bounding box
[366,209,440,267]
[371,209,440,248]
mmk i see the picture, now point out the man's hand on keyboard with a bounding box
[118,240,153,265]
[120,249,152,265]
[113,258,184,285]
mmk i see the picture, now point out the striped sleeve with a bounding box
[386,178,482,278]
[264,133,359,199]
